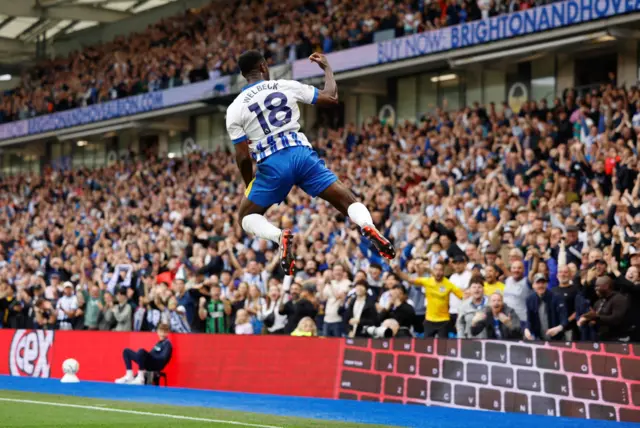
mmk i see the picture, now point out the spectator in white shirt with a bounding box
[56,282,79,330]
[448,254,472,331]
[503,260,532,327]
[234,309,253,335]
[259,283,288,334]
[241,261,268,294]
[320,264,351,337]
[454,227,470,252]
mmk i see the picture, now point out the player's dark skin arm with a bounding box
[235,141,254,188]
[309,53,338,106]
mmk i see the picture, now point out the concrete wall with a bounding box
[556,54,575,97]
[617,40,639,87]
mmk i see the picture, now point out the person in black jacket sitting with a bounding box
[379,284,415,337]
[114,323,172,385]
[524,274,568,341]
[342,281,378,338]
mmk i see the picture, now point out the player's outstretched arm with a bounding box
[235,141,254,188]
[309,53,338,106]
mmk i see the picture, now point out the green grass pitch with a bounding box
[0,390,396,428]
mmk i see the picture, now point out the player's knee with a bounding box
[241,213,254,232]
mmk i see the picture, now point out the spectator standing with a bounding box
[112,289,133,332]
[99,292,116,331]
[366,264,384,298]
[456,277,488,338]
[502,260,531,327]
[609,261,640,341]
[470,292,522,339]
[34,298,56,330]
[172,279,196,326]
[83,286,103,330]
[259,283,287,334]
[395,262,463,338]
[0,284,19,328]
[320,265,350,337]
[343,281,378,338]
[448,254,472,332]
[200,284,231,334]
[578,276,630,341]
[56,282,79,330]
[551,264,580,340]
[15,289,35,329]
[483,265,505,296]
[524,274,568,341]
[245,284,266,333]
[379,284,415,337]
[166,298,191,333]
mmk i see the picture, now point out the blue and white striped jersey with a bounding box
[226,80,318,162]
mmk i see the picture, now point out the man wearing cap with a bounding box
[56,281,80,330]
[524,274,568,341]
[578,276,630,341]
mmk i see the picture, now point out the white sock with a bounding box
[242,214,282,243]
[136,370,146,378]
[126,370,133,378]
[347,202,373,228]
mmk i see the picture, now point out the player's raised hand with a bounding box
[309,53,330,70]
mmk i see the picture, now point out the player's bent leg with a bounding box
[238,197,294,275]
[238,197,278,242]
[318,181,396,260]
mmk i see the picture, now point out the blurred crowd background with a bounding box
[1,0,547,124]
[1,74,639,343]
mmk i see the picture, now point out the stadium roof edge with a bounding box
[314,12,640,83]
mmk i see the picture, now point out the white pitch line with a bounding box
[0,397,284,428]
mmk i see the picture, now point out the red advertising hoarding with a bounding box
[0,329,341,398]
[1,329,639,422]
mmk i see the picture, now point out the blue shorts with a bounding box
[245,146,337,207]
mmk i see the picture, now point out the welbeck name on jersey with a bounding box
[242,82,279,104]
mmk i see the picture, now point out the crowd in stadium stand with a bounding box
[0,78,639,344]
[3,0,541,124]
